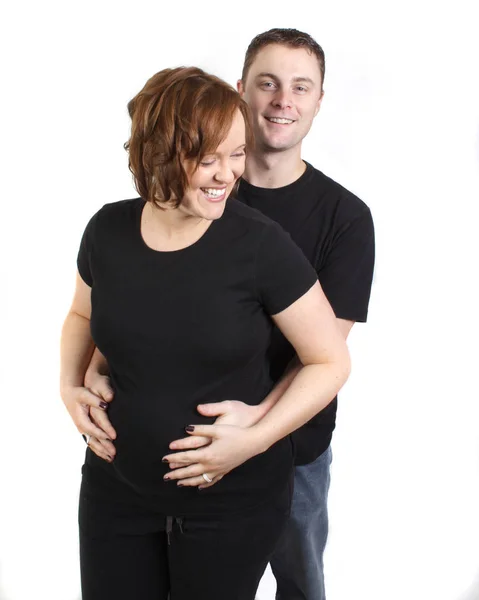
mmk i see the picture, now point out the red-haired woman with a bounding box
[60,67,350,600]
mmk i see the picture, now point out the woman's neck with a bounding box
[141,201,211,252]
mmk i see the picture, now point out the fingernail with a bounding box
[185,425,194,432]
[163,475,170,481]
[177,483,184,487]
[105,438,112,443]
[107,455,113,461]
[162,458,169,463]
[99,401,108,410]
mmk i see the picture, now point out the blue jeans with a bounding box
[270,446,332,600]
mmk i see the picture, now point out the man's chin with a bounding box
[261,139,295,153]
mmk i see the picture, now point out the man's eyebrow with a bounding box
[292,76,315,85]
[255,72,279,80]
[255,72,315,85]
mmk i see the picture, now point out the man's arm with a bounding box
[82,347,117,456]
[85,347,110,379]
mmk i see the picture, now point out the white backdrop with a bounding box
[1,1,478,599]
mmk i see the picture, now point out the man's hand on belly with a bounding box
[168,400,262,454]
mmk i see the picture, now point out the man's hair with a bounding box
[125,67,253,208]
[241,28,325,90]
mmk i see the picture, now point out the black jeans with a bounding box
[79,468,292,600]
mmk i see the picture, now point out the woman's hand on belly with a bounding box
[162,422,265,489]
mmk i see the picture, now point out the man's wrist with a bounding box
[257,397,275,420]
[245,423,273,456]
[60,380,82,397]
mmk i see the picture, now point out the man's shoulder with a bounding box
[307,163,371,220]
[225,197,278,228]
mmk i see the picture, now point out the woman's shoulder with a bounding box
[86,197,142,233]
[94,197,141,221]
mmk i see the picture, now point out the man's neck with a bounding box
[243,147,306,189]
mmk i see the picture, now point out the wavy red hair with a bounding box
[125,67,254,208]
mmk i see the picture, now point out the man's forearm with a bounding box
[60,312,95,393]
[85,347,110,379]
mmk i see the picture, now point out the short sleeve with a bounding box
[318,208,375,322]
[256,222,318,315]
[77,212,98,287]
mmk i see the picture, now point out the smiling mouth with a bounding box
[201,187,227,201]
[265,117,295,124]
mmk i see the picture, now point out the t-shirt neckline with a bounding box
[135,198,218,255]
[239,161,315,198]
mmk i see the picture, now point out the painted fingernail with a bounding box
[163,475,170,481]
[185,425,194,432]
[162,458,169,463]
[177,483,184,487]
[99,401,108,409]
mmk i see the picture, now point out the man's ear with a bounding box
[314,89,325,117]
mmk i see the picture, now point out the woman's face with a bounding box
[179,109,246,221]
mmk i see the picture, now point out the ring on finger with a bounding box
[202,473,213,483]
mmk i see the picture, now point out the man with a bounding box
[78,29,374,600]
[235,29,374,599]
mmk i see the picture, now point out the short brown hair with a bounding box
[125,67,253,208]
[241,28,325,90]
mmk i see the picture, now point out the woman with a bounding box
[60,66,350,600]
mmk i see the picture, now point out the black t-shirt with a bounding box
[77,197,317,516]
[238,162,375,465]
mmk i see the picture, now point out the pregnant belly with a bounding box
[106,392,214,493]
[103,390,294,505]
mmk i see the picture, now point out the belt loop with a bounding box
[166,515,173,545]
[176,517,184,534]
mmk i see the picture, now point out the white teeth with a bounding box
[267,117,294,124]
[202,188,225,198]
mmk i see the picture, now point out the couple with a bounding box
[60,28,375,600]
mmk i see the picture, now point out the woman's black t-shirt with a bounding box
[77,197,317,517]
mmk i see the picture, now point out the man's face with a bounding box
[238,44,324,153]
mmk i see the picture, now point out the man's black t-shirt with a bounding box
[239,162,375,465]
[77,197,317,516]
